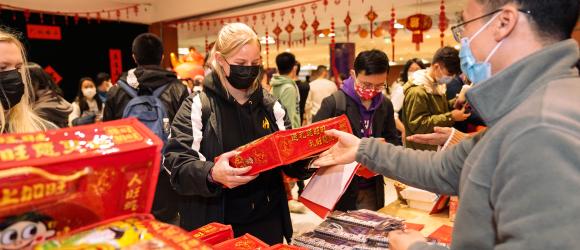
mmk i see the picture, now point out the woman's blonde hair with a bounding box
[208,23,261,94]
[0,30,53,133]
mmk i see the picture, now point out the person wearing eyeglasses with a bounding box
[312,49,399,212]
[401,46,471,151]
[312,0,579,249]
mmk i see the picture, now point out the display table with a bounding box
[378,200,454,236]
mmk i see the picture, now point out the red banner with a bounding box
[109,49,123,83]
[26,24,62,40]
[43,65,62,85]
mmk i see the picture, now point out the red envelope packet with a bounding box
[213,233,269,249]
[428,225,453,245]
[266,244,308,250]
[355,164,379,179]
[190,222,234,245]
[216,115,352,176]
[0,118,162,247]
[404,222,425,231]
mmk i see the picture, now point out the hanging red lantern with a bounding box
[405,13,433,51]
[236,17,240,22]
[359,27,369,38]
[290,8,296,19]
[311,17,320,44]
[323,0,329,11]
[116,10,121,21]
[285,22,294,48]
[389,7,398,62]
[39,13,44,24]
[334,0,341,5]
[344,11,352,42]
[206,21,210,31]
[126,8,129,19]
[439,0,448,47]
[252,15,257,25]
[205,34,209,55]
[300,5,306,14]
[271,12,276,22]
[311,2,318,16]
[96,12,101,24]
[134,5,139,16]
[280,9,285,22]
[300,16,308,47]
[74,13,80,25]
[86,12,91,24]
[261,13,266,25]
[273,24,282,51]
[366,6,378,38]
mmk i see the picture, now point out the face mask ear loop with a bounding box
[484,39,504,63]
[468,12,501,45]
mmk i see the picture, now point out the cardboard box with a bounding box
[190,222,234,245]
[217,115,352,176]
[0,118,208,249]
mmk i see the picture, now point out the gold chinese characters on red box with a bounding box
[0,118,164,248]
[190,222,234,245]
[217,115,352,176]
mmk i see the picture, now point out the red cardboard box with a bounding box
[0,118,163,248]
[35,214,213,249]
[213,233,269,249]
[217,115,352,176]
[191,222,234,245]
[428,225,453,245]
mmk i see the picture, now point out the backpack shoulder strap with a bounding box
[117,79,138,98]
[198,91,211,127]
[332,90,347,116]
[152,84,169,98]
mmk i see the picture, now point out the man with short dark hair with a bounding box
[304,65,337,125]
[313,0,580,249]
[271,52,301,129]
[313,49,399,211]
[95,72,111,102]
[103,33,188,224]
[402,46,470,150]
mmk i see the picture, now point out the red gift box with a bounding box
[216,115,352,176]
[191,222,234,245]
[35,214,213,249]
[355,164,379,179]
[404,222,425,231]
[266,243,308,250]
[213,233,269,249]
[0,118,162,247]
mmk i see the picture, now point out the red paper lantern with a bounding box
[405,14,433,51]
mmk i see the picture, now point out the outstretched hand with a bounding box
[406,127,453,146]
[312,129,361,167]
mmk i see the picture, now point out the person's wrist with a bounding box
[207,166,217,184]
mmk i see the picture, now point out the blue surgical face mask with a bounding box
[459,13,504,84]
[438,76,454,85]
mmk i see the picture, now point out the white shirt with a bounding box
[68,99,102,126]
[388,82,404,119]
[304,78,338,125]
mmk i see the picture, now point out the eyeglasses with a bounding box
[450,8,532,43]
[357,80,386,91]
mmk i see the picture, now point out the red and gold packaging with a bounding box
[216,115,352,176]
[213,233,269,249]
[190,222,234,245]
[266,243,308,250]
[0,118,162,247]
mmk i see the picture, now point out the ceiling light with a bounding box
[178,47,189,55]
[259,36,275,45]
[329,33,335,37]
[319,33,325,38]
[426,34,432,39]
[394,23,404,29]
[454,44,461,50]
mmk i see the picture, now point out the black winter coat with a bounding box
[164,73,312,243]
[313,90,400,211]
[102,65,189,223]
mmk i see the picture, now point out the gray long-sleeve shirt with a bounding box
[356,40,580,249]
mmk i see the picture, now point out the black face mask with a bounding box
[0,69,25,110]
[226,64,261,89]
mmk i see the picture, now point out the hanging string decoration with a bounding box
[344,11,352,42]
[300,15,308,47]
[273,24,283,51]
[439,0,448,47]
[311,17,320,44]
[285,22,294,48]
[366,6,378,39]
[389,6,398,61]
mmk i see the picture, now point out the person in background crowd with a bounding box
[68,77,103,126]
[27,63,72,128]
[270,52,301,129]
[259,65,272,92]
[313,49,399,211]
[314,0,580,248]
[294,62,309,126]
[304,65,338,125]
[95,72,112,102]
[164,23,312,244]
[0,29,55,133]
[386,58,426,143]
[401,46,470,151]
[103,33,189,224]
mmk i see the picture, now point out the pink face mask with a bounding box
[355,84,381,101]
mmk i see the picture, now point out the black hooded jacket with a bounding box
[164,72,312,243]
[103,65,189,223]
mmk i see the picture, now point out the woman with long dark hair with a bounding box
[68,77,103,126]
